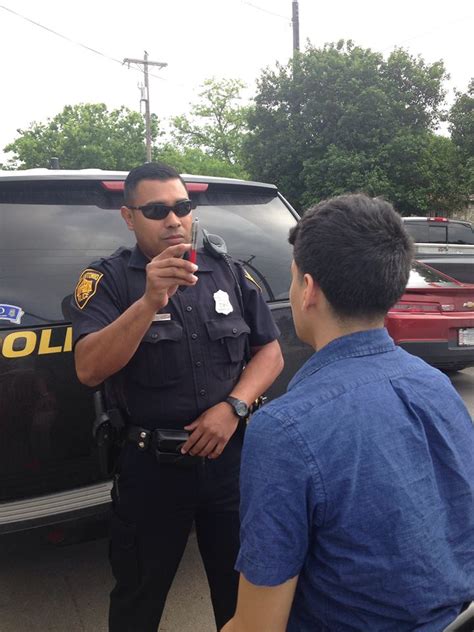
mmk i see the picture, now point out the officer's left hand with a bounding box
[181,403,239,459]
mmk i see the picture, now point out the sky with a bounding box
[0,0,472,163]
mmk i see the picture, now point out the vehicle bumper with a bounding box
[0,481,112,535]
[397,340,474,369]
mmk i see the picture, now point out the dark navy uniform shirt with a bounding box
[71,245,279,429]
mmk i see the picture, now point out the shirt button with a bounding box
[232,328,237,334]
[186,306,193,312]
[191,333,198,340]
[195,361,202,367]
[199,389,206,397]
[151,333,158,339]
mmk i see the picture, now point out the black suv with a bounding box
[0,169,312,534]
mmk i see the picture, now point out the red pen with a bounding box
[189,218,199,264]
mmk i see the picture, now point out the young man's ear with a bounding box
[302,273,319,310]
[121,206,135,231]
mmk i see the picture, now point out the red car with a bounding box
[386,261,474,371]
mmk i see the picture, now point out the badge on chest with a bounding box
[213,290,233,315]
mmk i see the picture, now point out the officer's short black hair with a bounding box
[124,162,188,205]
[288,193,414,319]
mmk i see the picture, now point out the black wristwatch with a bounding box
[225,396,249,420]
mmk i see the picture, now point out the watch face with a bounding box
[235,401,248,417]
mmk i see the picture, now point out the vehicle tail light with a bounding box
[390,302,441,313]
[101,181,124,191]
[100,181,209,192]
[186,183,208,192]
[427,216,448,222]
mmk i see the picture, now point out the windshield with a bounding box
[408,261,460,288]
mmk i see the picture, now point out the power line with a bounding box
[0,4,124,66]
[380,14,474,54]
[240,1,290,21]
[0,4,173,86]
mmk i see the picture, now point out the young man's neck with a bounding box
[310,317,386,352]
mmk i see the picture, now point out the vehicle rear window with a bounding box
[404,222,429,242]
[448,222,474,245]
[192,189,296,302]
[0,181,296,330]
[407,262,459,288]
[428,223,447,243]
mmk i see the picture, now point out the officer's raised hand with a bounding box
[144,243,198,311]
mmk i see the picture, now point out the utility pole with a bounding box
[292,1,300,52]
[123,51,168,162]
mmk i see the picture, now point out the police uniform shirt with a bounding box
[70,245,280,429]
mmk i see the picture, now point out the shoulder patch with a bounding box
[75,269,104,309]
[244,268,262,292]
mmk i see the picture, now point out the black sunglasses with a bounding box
[127,199,196,220]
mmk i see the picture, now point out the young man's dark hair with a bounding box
[288,194,414,318]
[123,161,187,206]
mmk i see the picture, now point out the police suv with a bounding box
[0,169,312,533]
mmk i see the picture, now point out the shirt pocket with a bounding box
[127,321,185,388]
[205,316,250,381]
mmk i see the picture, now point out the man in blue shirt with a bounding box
[223,194,474,631]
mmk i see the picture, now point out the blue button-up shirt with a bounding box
[237,328,474,631]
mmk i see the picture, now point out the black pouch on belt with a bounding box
[153,429,200,467]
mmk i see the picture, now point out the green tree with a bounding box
[244,41,459,213]
[154,144,248,179]
[4,103,159,170]
[171,78,249,168]
[450,79,474,156]
[449,79,474,195]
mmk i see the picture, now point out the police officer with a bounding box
[70,162,284,632]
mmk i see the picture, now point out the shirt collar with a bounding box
[128,245,213,272]
[128,245,149,270]
[289,328,396,391]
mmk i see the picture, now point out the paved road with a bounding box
[1,367,473,632]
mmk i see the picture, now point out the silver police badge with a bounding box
[213,290,233,315]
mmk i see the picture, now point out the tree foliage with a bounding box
[244,41,465,214]
[154,144,248,179]
[450,79,474,156]
[4,103,159,170]
[171,78,249,167]
[449,79,474,194]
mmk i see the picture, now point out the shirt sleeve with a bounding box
[236,409,316,586]
[70,260,124,346]
[234,262,280,347]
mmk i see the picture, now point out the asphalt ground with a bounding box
[1,367,473,632]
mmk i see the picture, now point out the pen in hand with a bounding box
[189,218,199,264]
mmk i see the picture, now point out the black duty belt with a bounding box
[126,425,201,466]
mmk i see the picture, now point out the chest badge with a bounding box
[213,290,233,315]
